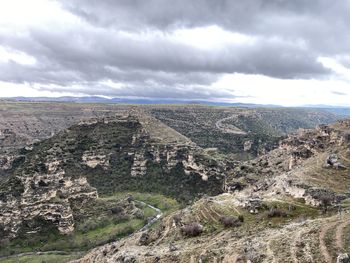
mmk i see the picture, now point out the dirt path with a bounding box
[335,220,349,250]
[291,230,303,263]
[215,115,247,135]
[290,228,316,263]
[319,221,338,263]
[265,240,277,263]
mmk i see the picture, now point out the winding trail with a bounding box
[215,115,247,135]
[291,230,303,263]
[335,220,350,251]
[319,221,338,263]
[265,240,277,263]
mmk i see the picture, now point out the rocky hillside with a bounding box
[0,102,346,263]
[0,102,133,177]
[0,113,225,244]
[148,106,339,159]
[75,119,350,263]
[0,102,340,176]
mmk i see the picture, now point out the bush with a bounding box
[344,133,350,142]
[172,214,182,225]
[181,222,203,237]
[111,206,123,214]
[319,194,334,213]
[219,216,242,228]
[267,208,287,218]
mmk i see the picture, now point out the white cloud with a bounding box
[212,73,350,106]
[0,46,37,65]
[0,0,78,28]
[0,82,76,97]
[0,0,349,106]
[212,74,350,106]
[172,25,255,49]
[318,57,350,81]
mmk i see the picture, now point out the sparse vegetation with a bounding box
[181,222,203,237]
[0,253,82,263]
[267,207,288,218]
[0,191,176,258]
[219,216,243,228]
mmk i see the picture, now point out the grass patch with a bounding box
[258,200,319,227]
[0,192,180,258]
[106,191,181,214]
[0,253,81,263]
[0,219,145,258]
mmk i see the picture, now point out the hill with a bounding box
[148,106,339,159]
[0,102,347,263]
[75,119,350,263]
[0,113,224,255]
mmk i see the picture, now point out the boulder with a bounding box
[324,154,347,170]
[337,253,350,263]
[138,232,149,246]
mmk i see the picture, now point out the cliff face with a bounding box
[0,161,98,238]
[0,114,225,240]
[226,120,350,206]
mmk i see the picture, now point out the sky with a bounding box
[0,0,350,106]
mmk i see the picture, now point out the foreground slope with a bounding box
[75,120,350,263]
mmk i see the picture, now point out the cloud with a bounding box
[332,91,347,96]
[0,0,349,104]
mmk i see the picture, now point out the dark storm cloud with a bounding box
[59,0,350,55]
[0,0,349,98]
[0,22,328,82]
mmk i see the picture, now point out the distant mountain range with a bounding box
[1,96,350,115]
[0,96,281,107]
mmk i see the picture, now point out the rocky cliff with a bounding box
[226,119,350,206]
[0,114,225,241]
[73,119,350,263]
